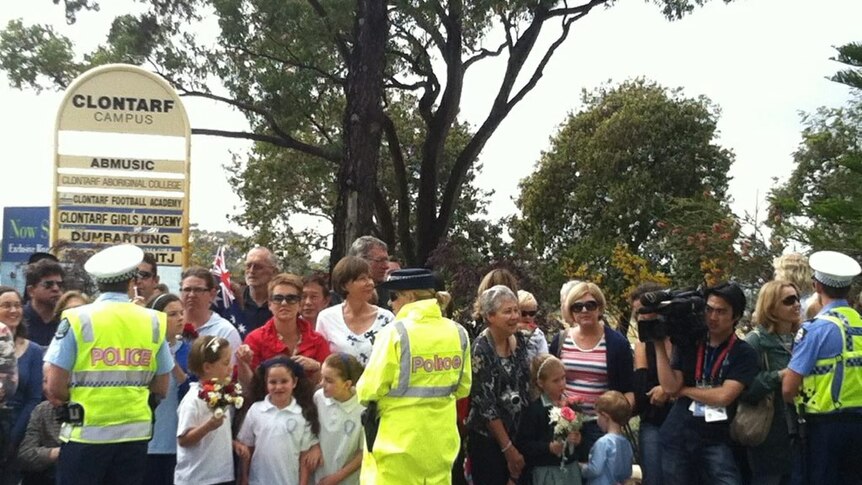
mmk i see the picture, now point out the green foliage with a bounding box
[768,100,862,258]
[831,42,862,91]
[513,79,733,272]
[0,20,82,91]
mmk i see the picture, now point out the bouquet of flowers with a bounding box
[548,397,585,469]
[198,378,244,418]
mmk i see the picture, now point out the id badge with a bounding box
[688,400,706,417]
[704,405,728,422]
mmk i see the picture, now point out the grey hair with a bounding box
[248,246,279,270]
[348,236,388,258]
[478,285,518,319]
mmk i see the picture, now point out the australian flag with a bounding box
[211,245,248,336]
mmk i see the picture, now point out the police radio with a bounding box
[57,402,85,426]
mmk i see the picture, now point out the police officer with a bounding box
[782,250,862,485]
[356,269,471,485]
[44,244,173,485]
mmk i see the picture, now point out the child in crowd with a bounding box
[305,353,365,485]
[516,354,582,485]
[175,336,238,485]
[16,400,62,485]
[236,356,320,485]
[580,391,633,485]
[146,294,190,485]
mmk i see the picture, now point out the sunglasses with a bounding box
[39,280,64,290]
[389,292,399,303]
[180,287,210,295]
[570,301,599,313]
[271,294,301,305]
[521,310,538,318]
[136,270,154,280]
[781,294,800,306]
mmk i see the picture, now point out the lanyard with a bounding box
[695,334,737,384]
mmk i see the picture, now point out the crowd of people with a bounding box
[0,236,860,485]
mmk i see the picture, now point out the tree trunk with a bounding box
[331,0,389,270]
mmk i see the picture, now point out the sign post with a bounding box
[51,65,191,273]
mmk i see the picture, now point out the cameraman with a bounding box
[654,282,759,485]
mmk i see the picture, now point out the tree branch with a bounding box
[178,89,338,164]
[464,40,508,70]
[374,187,397,253]
[192,128,338,164]
[382,114,416,264]
[306,0,351,62]
[547,0,608,18]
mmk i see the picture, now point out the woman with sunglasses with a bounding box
[559,282,634,461]
[316,257,395,367]
[739,280,801,485]
[240,273,330,384]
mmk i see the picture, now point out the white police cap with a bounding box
[809,250,861,288]
[84,244,144,284]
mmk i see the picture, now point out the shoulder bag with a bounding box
[730,345,774,446]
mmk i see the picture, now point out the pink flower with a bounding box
[560,406,576,421]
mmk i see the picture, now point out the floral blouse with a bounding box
[466,329,530,438]
[0,323,18,403]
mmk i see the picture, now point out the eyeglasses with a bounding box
[366,256,389,265]
[781,294,800,306]
[271,294,301,305]
[39,280,64,290]
[570,301,599,313]
[0,302,22,310]
[521,310,538,318]
[180,287,211,295]
[136,270,154,280]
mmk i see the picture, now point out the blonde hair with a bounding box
[472,269,519,320]
[394,289,452,312]
[563,282,606,323]
[806,297,822,320]
[773,253,813,295]
[530,353,565,399]
[518,290,538,308]
[559,280,581,324]
[52,290,90,322]
[752,280,800,332]
[595,390,631,425]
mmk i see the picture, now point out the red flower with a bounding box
[560,406,576,421]
[182,324,199,340]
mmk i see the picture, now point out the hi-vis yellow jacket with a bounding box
[61,301,165,443]
[356,299,472,485]
[798,307,862,414]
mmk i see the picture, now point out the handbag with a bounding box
[730,346,774,446]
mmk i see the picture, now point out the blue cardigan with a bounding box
[551,325,634,395]
[8,341,44,446]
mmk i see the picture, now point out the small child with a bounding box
[175,336,237,485]
[580,390,634,485]
[146,294,190,485]
[236,356,320,485]
[307,353,365,485]
[516,354,582,485]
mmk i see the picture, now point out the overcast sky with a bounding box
[1,0,860,252]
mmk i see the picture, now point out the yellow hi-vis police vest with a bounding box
[61,302,165,443]
[385,319,468,398]
[798,307,862,414]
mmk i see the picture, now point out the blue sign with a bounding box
[2,207,50,262]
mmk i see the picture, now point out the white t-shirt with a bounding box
[198,312,242,365]
[313,389,364,485]
[175,382,234,485]
[315,304,395,366]
[238,396,318,485]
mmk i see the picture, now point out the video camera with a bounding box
[637,288,708,348]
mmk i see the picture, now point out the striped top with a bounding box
[561,335,608,415]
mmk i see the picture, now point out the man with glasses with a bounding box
[23,259,66,346]
[348,236,391,310]
[242,247,278,333]
[654,282,759,485]
[133,253,160,305]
